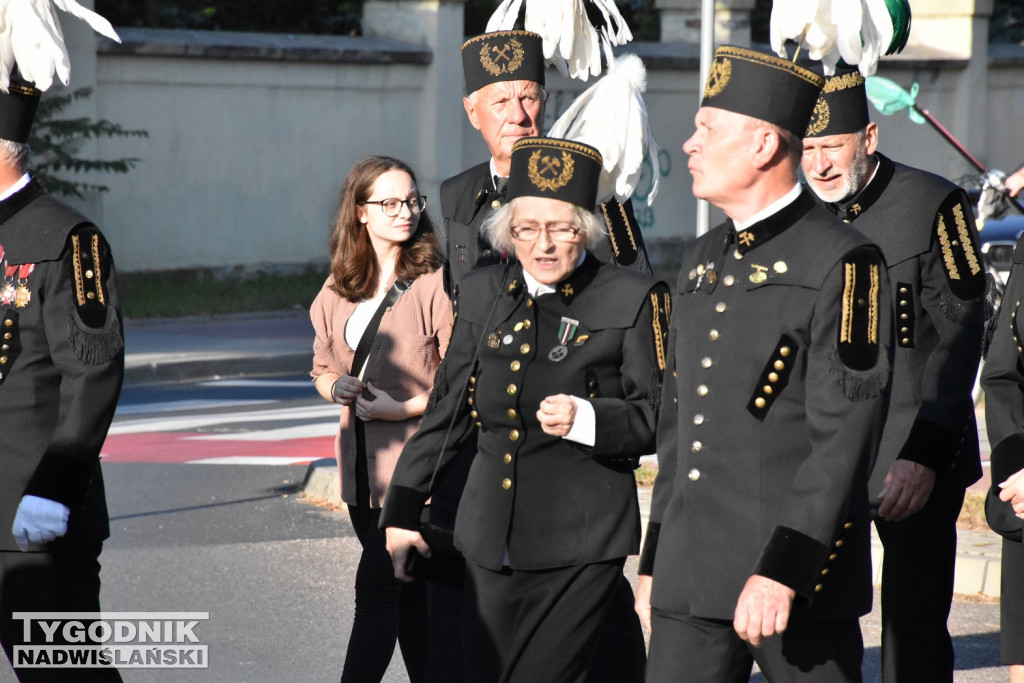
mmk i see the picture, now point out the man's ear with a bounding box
[464,95,481,131]
[751,126,781,168]
[863,122,879,156]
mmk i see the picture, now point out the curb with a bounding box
[301,460,1003,599]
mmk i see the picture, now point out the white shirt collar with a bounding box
[520,252,587,297]
[0,173,31,202]
[734,184,802,231]
[489,158,505,191]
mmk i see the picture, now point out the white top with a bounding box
[344,287,389,379]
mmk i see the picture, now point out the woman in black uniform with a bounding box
[981,233,1024,683]
[381,137,669,683]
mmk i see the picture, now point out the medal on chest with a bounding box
[8,264,34,308]
[549,316,579,362]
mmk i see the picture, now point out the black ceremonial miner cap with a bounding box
[0,76,41,144]
[701,45,825,137]
[462,30,546,95]
[507,137,602,210]
[804,67,871,138]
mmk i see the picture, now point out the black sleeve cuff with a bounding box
[24,451,95,510]
[638,522,660,575]
[379,485,429,531]
[898,418,960,472]
[753,525,828,601]
[985,433,1024,541]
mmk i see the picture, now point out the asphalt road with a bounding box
[0,375,1006,681]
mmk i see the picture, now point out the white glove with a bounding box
[12,495,70,551]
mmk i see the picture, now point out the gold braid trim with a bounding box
[936,215,960,280]
[91,233,106,305]
[461,30,537,53]
[650,293,666,371]
[618,201,638,252]
[512,137,603,165]
[868,263,879,344]
[600,203,620,258]
[823,72,865,93]
[841,262,855,343]
[715,46,825,88]
[71,234,86,307]
[953,204,982,276]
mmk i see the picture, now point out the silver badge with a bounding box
[548,345,568,362]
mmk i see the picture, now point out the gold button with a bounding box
[589,392,597,398]
[693,414,704,425]
[733,250,743,260]
[588,380,596,388]
[502,478,512,490]
[0,356,7,364]
[673,397,678,404]
[520,344,531,355]
[814,584,823,593]
[821,568,829,576]
[470,376,477,385]
[523,319,531,329]
[507,409,517,419]
[672,370,678,378]
[768,372,779,382]
[491,199,502,210]
[901,338,910,345]
[780,347,791,357]
[467,397,474,405]
[715,302,727,313]
[829,553,837,561]
[899,287,908,294]
[900,313,908,320]
[834,539,844,548]
[0,345,7,351]
[504,453,512,464]
[507,384,518,395]
[692,441,702,453]
[900,327,908,333]
[87,292,96,300]
[4,319,12,327]
[754,397,766,408]
[514,322,524,332]
[470,410,479,418]
[510,360,521,371]
[774,360,784,371]
[85,269,95,279]
[510,429,520,441]
[763,385,772,394]
[475,421,483,428]
[843,522,852,529]
[688,468,700,481]
[723,275,735,287]
[3,332,10,339]
[708,329,719,341]
[701,357,712,369]
[527,298,533,307]
[697,385,708,397]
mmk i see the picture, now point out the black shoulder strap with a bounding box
[351,279,410,378]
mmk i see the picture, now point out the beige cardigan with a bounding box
[310,268,453,507]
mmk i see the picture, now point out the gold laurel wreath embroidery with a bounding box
[805,99,831,136]
[480,38,525,77]
[527,150,575,192]
[704,58,732,98]
[823,72,865,93]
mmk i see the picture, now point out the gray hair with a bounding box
[0,139,30,175]
[482,197,605,254]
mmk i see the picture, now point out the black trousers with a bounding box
[0,545,122,682]
[341,505,428,683]
[464,558,631,683]
[646,609,863,683]
[874,480,965,683]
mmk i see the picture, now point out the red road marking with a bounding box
[101,432,334,464]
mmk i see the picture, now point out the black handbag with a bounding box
[403,264,512,583]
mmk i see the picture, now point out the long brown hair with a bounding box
[329,156,441,301]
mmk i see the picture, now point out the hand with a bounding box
[11,495,70,551]
[385,527,432,583]
[877,460,936,521]
[355,382,405,422]
[733,575,795,647]
[999,468,1024,518]
[331,374,364,406]
[537,394,577,437]
[635,574,653,633]
[1007,167,1024,198]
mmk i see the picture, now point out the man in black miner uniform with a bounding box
[0,79,124,682]
[802,69,987,683]
[636,46,894,682]
[426,29,650,683]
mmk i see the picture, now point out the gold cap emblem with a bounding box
[703,57,732,98]
[480,38,525,77]
[527,150,574,192]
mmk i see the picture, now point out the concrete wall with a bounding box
[55,7,1024,273]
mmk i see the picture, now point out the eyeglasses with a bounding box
[510,224,581,242]
[358,195,427,218]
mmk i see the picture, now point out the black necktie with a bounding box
[493,175,508,196]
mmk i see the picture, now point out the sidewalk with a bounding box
[121,310,1005,598]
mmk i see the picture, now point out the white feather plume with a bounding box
[769,0,890,76]
[548,53,660,204]
[486,0,633,81]
[0,0,120,93]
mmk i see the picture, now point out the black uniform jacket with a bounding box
[0,180,123,552]
[440,162,652,303]
[981,233,1024,541]
[640,190,893,620]
[819,154,986,497]
[381,254,671,571]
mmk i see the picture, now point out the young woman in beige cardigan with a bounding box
[310,156,453,683]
